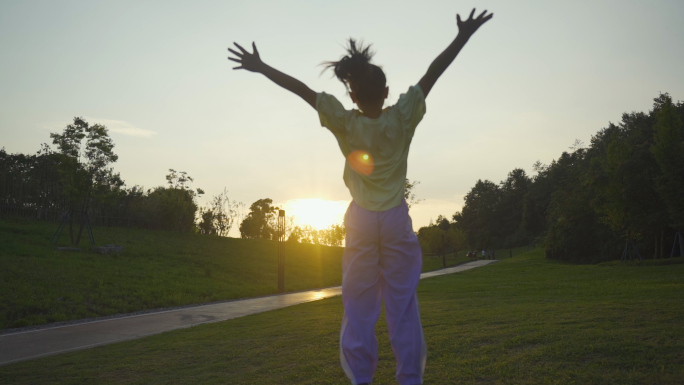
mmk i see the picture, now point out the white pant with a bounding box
[340,200,426,385]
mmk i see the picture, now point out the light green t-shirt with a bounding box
[316,85,426,212]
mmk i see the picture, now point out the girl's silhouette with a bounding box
[229,8,493,385]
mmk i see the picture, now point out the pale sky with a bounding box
[2,0,683,236]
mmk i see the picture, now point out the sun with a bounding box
[282,198,349,230]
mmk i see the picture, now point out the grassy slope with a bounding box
[1,248,682,384]
[0,217,459,329]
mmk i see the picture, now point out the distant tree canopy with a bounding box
[443,93,684,263]
[239,198,278,239]
[197,188,239,236]
[49,117,123,211]
[1,117,208,236]
[1,144,64,219]
[289,223,346,247]
[135,169,204,233]
[3,115,348,242]
[0,117,126,244]
[651,95,684,231]
[417,215,465,256]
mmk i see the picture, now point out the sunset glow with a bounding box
[282,198,349,230]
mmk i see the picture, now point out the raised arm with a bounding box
[228,42,317,109]
[418,9,493,98]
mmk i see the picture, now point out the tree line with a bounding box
[1,118,210,243]
[419,93,684,263]
[0,117,355,246]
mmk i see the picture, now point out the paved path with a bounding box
[0,259,497,367]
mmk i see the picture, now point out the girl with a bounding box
[229,8,493,385]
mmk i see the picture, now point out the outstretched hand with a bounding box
[457,9,493,38]
[228,42,264,72]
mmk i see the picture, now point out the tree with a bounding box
[325,223,346,246]
[297,225,320,244]
[239,198,277,239]
[198,188,239,236]
[146,186,198,233]
[521,161,554,240]
[498,168,532,247]
[404,178,423,210]
[651,94,684,231]
[445,225,467,256]
[49,117,123,244]
[50,118,122,198]
[0,145,64,220]
[651,94,684,256]
[286,222,345,246]
[417,225,443,255]
[417,217,465,261]
[453,179,500,249]
[287,225,304,243]
[197,208,215,235]
[136,169,203,233]
[437,215,450,232]
[543,149,619,263]
[436,215,450,267]
[585,100,671,259]
[452,92,683,262]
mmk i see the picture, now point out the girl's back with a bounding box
[317,82,426,211]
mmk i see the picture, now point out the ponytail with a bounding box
[324,38,386,106]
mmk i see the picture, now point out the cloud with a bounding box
[89,118,156,138]
[40,118,156,138]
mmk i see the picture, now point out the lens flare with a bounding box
[348,150,374,176]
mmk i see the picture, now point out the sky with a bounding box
[2,0,683,237]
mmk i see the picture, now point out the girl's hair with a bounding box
[324,38,386,106]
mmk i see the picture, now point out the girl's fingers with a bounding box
[227,48,243,57]
[232,66,243,70]
[480,13,493,24]
[234,42,248,54]
[252,42,258,54]
[228,57,241,63]
[469,8,475,19]
[477,10,487,19]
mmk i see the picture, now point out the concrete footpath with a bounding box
[0,259,497,367]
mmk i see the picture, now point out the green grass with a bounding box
[1,248,682,384]
[0,216,455,329]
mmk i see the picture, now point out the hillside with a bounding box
[0,217,452,329]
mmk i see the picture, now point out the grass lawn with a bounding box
[1,248,682,384]
[0,216,464,329]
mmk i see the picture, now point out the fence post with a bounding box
[278,210,286,293]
